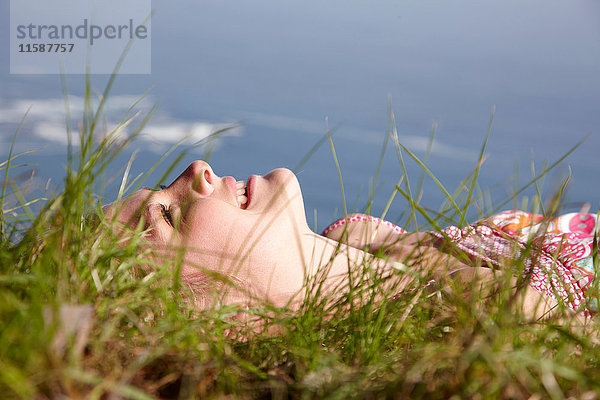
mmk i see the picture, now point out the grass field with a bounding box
[1,76,600,399]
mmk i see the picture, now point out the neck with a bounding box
[292,229,395,304]
[217,226,396,310]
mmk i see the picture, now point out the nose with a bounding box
[181,160,215,196]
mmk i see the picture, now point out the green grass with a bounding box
[1,76,600,400]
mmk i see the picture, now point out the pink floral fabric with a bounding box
[322,211,599,314]
[435,210,599,314]
[321,214,407,236]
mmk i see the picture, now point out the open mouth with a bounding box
[236,180,248,209]
[235,175,256,210]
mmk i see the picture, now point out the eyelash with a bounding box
[160,204,173,226]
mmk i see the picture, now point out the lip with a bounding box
[223,176,238,206]
[245,175,257,209]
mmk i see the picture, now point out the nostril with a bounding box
[204,169,212,184]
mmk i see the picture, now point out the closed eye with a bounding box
[160,204,173,226]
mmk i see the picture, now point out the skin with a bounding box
[103,160,579,323]
[104,161,398,310]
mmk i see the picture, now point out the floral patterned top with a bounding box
[322,211,599,315]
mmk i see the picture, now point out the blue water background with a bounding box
[1,0,599,231]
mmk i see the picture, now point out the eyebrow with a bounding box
[142,185,168,191]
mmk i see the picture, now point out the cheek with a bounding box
[181,202,255,256]
[178,194,304,274]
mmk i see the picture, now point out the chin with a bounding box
[267,168,307,225]
[265,167,296,183]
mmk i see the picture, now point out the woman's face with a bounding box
[104,160,310,305]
